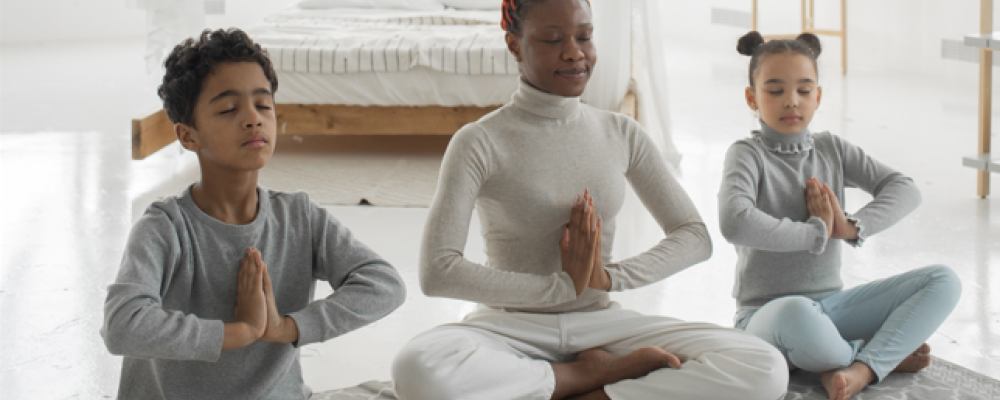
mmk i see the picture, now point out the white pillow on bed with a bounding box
[297,0,445,11]
[440,0,499,9]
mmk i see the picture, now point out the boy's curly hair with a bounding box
[157,28,278,127]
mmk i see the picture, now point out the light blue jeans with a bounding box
[735,265,961,382]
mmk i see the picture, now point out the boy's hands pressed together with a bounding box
[223,248,268,350]
[259,250,300,344]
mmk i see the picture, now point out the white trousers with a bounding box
[392,303,788,400]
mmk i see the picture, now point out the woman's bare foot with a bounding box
[820,362,874,400]
[564,389,612,400]
[551,347,682,399]
[893,343,932,373]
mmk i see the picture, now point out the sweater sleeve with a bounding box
[835,135,921,246]
[101,210,225,362]
[606,119,713,291]
[288,201,406,347]
[718,141,829,254]
[418,124,578,307]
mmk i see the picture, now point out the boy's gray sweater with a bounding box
[719,123,921,308]
[102,185,405,399]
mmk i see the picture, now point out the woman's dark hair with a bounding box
[737,31,822,87]
[157,28,278,127]
[501,0,591,36]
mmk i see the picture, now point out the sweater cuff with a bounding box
[201,319,225,362]
[806,216,829,255]
[287,310,322,348]
[844,213,866,248]
[606,264,622,292]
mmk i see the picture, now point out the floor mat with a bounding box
[310,357,1000,400]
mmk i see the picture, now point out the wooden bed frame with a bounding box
[131,92,638,160]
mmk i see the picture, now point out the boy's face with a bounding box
[177,61,276,171]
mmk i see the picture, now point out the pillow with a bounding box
[440,0,499,9]
[297,0,445,11]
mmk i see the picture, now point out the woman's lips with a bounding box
[557,68,588,79]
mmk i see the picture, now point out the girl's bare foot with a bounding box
[820,362,874,400]
[551,347,682,399]
[893,343,932,373]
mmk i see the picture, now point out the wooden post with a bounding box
[841,0,848,74]
[752,0,758,31]
[979,0,993,198]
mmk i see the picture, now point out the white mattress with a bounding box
[275,67,519,106]
[251,6,519,106]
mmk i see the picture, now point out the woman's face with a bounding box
[505,0,596,97]
[746,53,822,135]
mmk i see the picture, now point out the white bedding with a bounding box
[275,67,518,106]
[252,7,515,76]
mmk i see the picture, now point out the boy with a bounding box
[101,28,406,399]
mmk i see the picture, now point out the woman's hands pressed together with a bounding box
[560,189,609,296]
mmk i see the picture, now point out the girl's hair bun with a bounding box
[795,33,822,58]
[737,31,765,56]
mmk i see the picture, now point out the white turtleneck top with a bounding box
[419,80,712,314]
[719,123,922,309]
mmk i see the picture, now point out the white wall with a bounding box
[660,0,999,85]
[0,0,292,45]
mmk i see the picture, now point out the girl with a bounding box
[390,2,788,400]
[719,31,962,400]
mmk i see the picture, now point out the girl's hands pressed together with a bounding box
[822,183,859,240]
[805,178,834,238]
[560,189,600,296]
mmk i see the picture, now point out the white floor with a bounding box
[1,33,999,399]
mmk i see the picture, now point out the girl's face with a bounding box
[505,0,596,97]
[745,53,822,135]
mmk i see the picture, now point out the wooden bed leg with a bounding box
[132,109,177,160]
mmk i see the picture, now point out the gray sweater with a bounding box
[420,80,712,313]
[719,123,921,308]
[101,186,405,400]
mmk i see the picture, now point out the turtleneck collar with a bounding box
[511,78,581,119]
[753,121,814,154]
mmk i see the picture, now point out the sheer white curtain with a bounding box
[632,0,681,169]
[582,0,680,170]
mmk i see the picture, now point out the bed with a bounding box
[131,0,669,163]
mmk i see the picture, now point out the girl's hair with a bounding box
[501,0,591,36]
[737,31,822,88]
